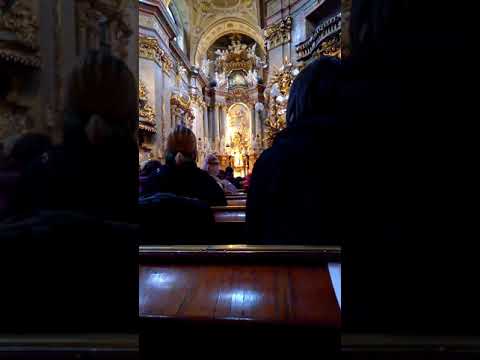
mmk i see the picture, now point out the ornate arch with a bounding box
[193,18,265,66]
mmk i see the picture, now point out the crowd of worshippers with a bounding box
[1,45,341,244]
[139,146,245,206]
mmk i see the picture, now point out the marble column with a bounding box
[208,105,215,145]
[251,107,256,136]
[218,105,223,142]
[213,104,220,150]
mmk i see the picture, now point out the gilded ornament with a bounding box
[264,16,292,50]
[139,81,156,133]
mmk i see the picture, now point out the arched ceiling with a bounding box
[194,18,265,66]
[169,0,262,65]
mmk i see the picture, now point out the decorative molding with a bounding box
[75,0,134,59]
[139,35,173,72]
[139,80,156,133]
[0,0,41,67]
[263,59,299,148]
[264,16,292,50]
[190,93,206,108]
[194,18,265,67]
[170,93,194,129]
[295,13,341,61]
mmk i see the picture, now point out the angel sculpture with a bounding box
[247,43,257,58]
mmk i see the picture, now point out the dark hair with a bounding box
[286,57,340,127]
[140,160,162,177]
[65,50,137,134]
[165,125,197,166]
[225,166,234,174]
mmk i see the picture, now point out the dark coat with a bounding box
[10,135,138,222]
[247,57,345,244]
[145,162,227,207]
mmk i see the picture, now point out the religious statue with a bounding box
[214,48,227,61]
[201,58,211,76]
[228,39,247,54]
[234,151,243,168]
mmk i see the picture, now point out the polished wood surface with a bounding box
[211,205,246,223]
[227,198,247,206]
[0,334,138,359]
[139,245,341,262]
[139,263,340,328]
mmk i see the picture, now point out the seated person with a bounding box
[0,51,139,333]
[14,50,140,222]
[246,57,342,244]
[224,166,242,189]
[203,154,238,195]
[139,159,162,195]
[145,126,226,206]
[1,133,53,220]
[137,192,215,244]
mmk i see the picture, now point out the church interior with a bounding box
[0,0,344,357]
[138,0,341,175]
[2,0,478,357]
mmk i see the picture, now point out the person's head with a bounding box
[225,166,234,178]
[286,57,340,128]
[203,154,220,177]
[165,125,197,167]
[65,50,138,147]
[140,159,162,177]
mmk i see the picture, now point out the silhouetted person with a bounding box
[225,166,241,189]
[1,133,52,219]
[341,0,475,335]
[16,51,139,221]
[0,51,139,333]
[247,56,342,244]
[140,159,162,195]
[146,125,226,206]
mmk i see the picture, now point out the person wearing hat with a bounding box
[147,125,226,206]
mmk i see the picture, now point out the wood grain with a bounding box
[139,264,340,328]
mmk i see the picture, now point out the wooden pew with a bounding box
[342,334,480,359]
[0,334,138,359]
[139,245,341,356]
[211,205,246,223]
[226,198,246,206]
[211,205,246,241]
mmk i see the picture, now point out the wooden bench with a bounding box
[210,206,246,241]
[211,205,246,223]
[226,198,246,206]
[139,245,341,354]
[0,334,138,359]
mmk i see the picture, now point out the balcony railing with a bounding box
[295,12,341,61]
